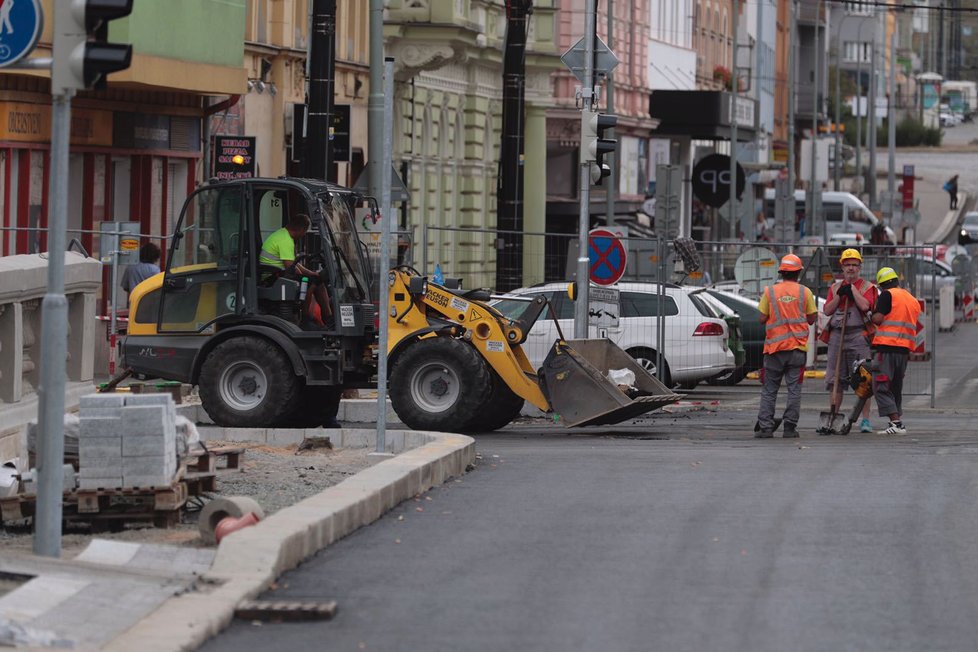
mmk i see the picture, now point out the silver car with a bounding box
[959,212,978,245]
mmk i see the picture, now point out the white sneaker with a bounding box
[877,421,907,435]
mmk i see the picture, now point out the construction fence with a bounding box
[413,225,963,402]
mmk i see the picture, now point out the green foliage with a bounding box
[875,116,943,147]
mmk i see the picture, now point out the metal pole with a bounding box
[788,0,797,205]
[109,250,119,377]
[834,18,841,192]
[34,92,72,557]
[605,0,616,227]
[729,0,739,240]
[574,0,597,339]
[368,0,384,206]
[868,9,878,211]
[809,0,821,240]
[376,58,394,454]
[887,22,897,225]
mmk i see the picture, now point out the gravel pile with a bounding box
[0,440,374,556]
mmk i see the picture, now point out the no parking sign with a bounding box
[588,228,627,286]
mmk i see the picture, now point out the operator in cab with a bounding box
[259,213,333,327]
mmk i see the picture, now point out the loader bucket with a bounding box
[538,339,683,427]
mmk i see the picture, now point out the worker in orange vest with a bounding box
[870,267,922,435]
[755,253,818,438]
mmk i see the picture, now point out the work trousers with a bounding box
[757,349,807,431]
[873,348,909,418]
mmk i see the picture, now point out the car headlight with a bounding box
[962,229,969,237]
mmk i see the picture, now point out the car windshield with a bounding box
[963,214,978,227]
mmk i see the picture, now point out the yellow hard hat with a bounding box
[839,248,862,263]
[779,253,803,272]
[876,267,899,284]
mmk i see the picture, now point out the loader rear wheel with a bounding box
[199,336,300,428]
[463,370,525,433]
[626,347,671,388]
[390,337,491,433]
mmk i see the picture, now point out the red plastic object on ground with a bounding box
[214,512,261,543]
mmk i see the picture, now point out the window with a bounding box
[843,41,871,63]
[169,187,244,269]
[620,292,679,317]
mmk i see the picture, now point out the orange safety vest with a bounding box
[872,287,921,350]
[763,281,812,355]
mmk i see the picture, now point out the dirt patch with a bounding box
[0,441,374,558]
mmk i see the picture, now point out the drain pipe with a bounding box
[202,94,242,181]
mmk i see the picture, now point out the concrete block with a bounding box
[122,474,175,488]
[122,456,173,476]
[78,435,121,454]
[79,409,122,423]
[80,394,126,409]
[124,394,174,409]
[78,454,123,471]
[121,405,169,437]
[79,476,123,490]
[122,435,175,457]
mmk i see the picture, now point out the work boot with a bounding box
[783,425,799,438]
[754,429,773,439]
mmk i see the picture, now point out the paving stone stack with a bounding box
[78,393,178,490]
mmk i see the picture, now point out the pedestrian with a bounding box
[870,267,922,435]
[121,242,161,301]
[755,253,819,438]
[817,248,878,434]
[944,174,959,210]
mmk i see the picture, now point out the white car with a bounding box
[491,282,736,389]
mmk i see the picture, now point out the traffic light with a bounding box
[52,0,133,94]
[580,110,617,186]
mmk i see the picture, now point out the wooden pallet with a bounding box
[183,471,218,495]
[187,446,245,474]
[0,480,189,530]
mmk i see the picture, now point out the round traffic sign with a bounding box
[588,228,627,286]
[0,0,43,68]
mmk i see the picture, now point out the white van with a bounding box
[763,189,896,245]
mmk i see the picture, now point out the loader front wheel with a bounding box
[463,369,526,433]
[199,336,300,428]
[390,338,491,433]
[627,347,671,388]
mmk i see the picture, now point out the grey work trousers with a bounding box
[757,349,807,430]
[873,348,909,418]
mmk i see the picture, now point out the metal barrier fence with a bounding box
[418,225,940,403]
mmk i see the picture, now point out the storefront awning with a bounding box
[649,90,758,142]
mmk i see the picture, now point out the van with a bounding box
[763,189,896,245]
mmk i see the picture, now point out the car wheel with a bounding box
[198,336,301,428]
[704,366,748,386]
[626,347,671,388]
[390,337,492,433]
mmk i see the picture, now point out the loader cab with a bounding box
[147,178,372,335]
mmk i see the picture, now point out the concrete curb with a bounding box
[927,195,967,244]
[101,429,475,652]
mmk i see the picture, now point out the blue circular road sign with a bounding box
[588,228,627,286]
[0,0,43,68]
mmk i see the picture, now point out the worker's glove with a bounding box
[838,283,854,300]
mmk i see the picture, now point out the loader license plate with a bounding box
[339,305,356,327]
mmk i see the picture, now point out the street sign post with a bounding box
[560,35,619,84]
[588,228,627,286]
[0,0,43,68]
[588,285,620,330]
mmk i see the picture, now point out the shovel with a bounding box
[818,297,848,435]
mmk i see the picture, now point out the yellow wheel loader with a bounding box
[385,267,682,432]
[120,175,680,432]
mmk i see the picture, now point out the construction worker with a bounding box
[259,213,333,327]
[755,253,819,438]
[818,248,878,434]
[870,267,922,435]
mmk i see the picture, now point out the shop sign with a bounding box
[0,102,112,145]
[213,135,256,179]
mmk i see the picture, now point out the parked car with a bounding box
[704,289,766,384]
[959,212,978,244]
[491,282,736,390]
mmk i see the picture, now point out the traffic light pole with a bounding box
[574,0,597,339]
[34,92,72,557]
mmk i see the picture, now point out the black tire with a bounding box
[199,336,301,428]
[626,347,671,388]
[389,337,491,433]
[463,369,526,433]
[275,385,342,428]
[704,366,748,386]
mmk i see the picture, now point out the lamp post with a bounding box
[834,13,875,191]
[868,7,880,211]
[808,0,824,241]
